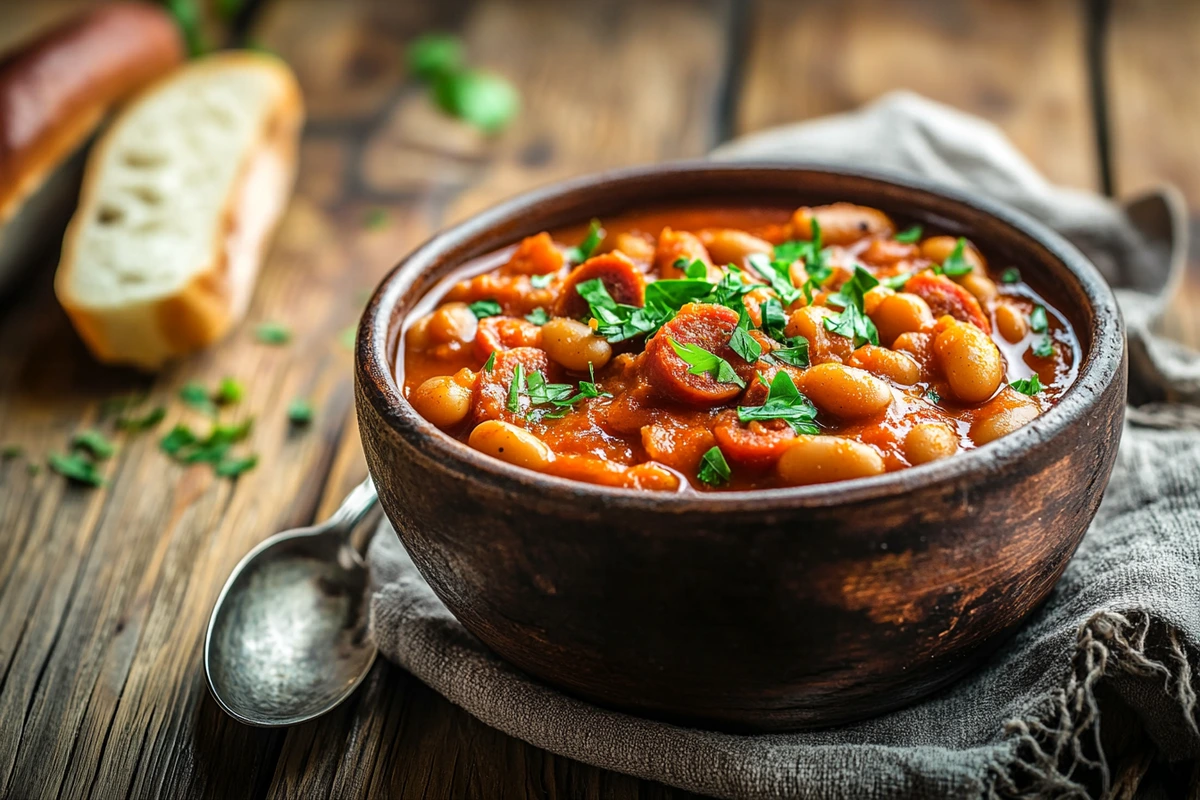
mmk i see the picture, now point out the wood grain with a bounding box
[736,0,1100,191]
[1106,0,1200,350]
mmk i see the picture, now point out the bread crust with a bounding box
[0,2,184,224]
[55,53,305,370]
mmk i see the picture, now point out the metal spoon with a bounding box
[204,476,379,727]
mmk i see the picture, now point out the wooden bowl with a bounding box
[355,163,1126,731]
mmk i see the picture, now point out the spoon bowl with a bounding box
[205,477,378,727]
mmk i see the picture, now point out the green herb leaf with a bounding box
[214,0,246,22]
[48,452,105,486]
[565,219,604,264]
[1033,336,1055,358]
[737,371,818,434]
[748,253,802,306]
[407,33,464,82]
[180,382,217,415]
[530,273,555,289]
[507,363,525,413]
[1010,375,1044,396]
[767,337,810,368]
[525,308,551,326]
[433,70,520,133]
[822,266,880,348]
[26,463,40,476]
[577,279,664,342]
[729,312,763,364]
[215,455,258,479]
[115,406,166,432]
[2,444,24,459]
[894,225,923,244]
[255,322,291,345]
[160,424,197,456]
[696,446,731,487]
[363,208,389,230]
[288,399,314,426]
[71,430,115,460]
[525,370,575,407]
[482,351,496,372]
[645,279,714,311]
[759,298,789,341]
[667,338,745,389]
[881,271,914,291]
[684,259,709,280]
[1000,267,1021,284]
[939,238,974,277]
[469,300,503,319]
[1030,306,1049,333]
[215,377,244,405]
[162,0,208,57]
[926,388,941,404]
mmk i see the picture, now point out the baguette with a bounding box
[0,2,183,294]
[55,52,304,370]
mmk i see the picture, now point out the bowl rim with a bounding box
[356,160,1125,512]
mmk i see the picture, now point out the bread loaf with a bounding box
[0,2,183,294]
[55,53,304,370]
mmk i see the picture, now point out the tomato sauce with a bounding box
[400,204,1078,492]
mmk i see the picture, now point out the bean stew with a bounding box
[400,204,1078,492]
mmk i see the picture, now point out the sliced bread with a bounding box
[55,52,303,370]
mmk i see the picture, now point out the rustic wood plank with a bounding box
[736,0,1099,191]
[1107,0,1200,349]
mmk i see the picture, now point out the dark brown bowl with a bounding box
[355,162,1126,731]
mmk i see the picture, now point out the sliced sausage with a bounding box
[713,412,797,469]
[471,347,550,423]
[553,251,646,318]
[642,303,754,406]
[653,227,715,279]
[904,272,992,333]
[474,316,543,359]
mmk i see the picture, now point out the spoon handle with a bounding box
[326,475,379,534]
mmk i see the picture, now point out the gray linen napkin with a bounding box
[368,92,1200,799]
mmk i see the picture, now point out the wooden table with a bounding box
[2,1,1197,797]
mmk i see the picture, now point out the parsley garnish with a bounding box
[48,452,105,486]
[407,33,464,81]
[530,273,555,289]
[565,219,604,264]
[1033,337,1054,358]
[71,430,116,460]
[1010,375,1044,396]
[363,208,389,230]
[736,372,818,434]
[667,339,745,389]
[729,312,763,364]
[683,259,708,279]
[525,308,550,326]
[576,279,664,343]
[515,365,612,420]
[507,363,525,413]
[938,238,974,277]
[179,382,217,415]
[881,271,914,291]
[696,446,731,487]
[115,406,166,432]
[774,219,832,303]
[255,322,291,345]
[159,419,256,477]
[894,225,923,243]
[469,300,502,319]
[482,351,497,372]
[748,253,802,306]
[2,445,23,459]
[759,298,789,341]
[1030,306,1049,333]
[1000,267,1021,284]
[215,455,258,478]
[288,399,314,426]
[767,338,810,368]
[215,377,244,405]
[823,266,880,347]
[926,388,941,404]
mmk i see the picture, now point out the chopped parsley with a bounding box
[71,430,116,460]
[1033,337,1055,358]
[482,351,497,372]
[668,339,745,389]
[2,444,23,459]
[736,372,818,434]
[565,219,605,264]
[215,455,258,478]
[728,312,763,364]
[773,219,832,303]
[759,298,789,341]
[530,273,555,288]
[48,452,105,486]
[287,399,314,426]
[525,307,551,326]
[577,279,664,342]
[407,33,464,81]
[926,388,941,404]
[255,322,291,345]
[506,363,525,413]
[508,364,612,420]
[363,208,389,230]
[1010,375,1044,396]
[469,300,502,319]
[1000,267,1021,284]
[215,377,244,405]
[115,406,166,432]
[683,259,708,279]
[1030,306,1049,333]
[696,446,732,487]
[432,69,520,134]
[823,266,880,347]
[748,252,802,306]
[894,225,923,243]
[766,338,810,368]
[159,419,257,477]
[881,271,914,291]
[938,238,974,277]
[179,382,216,415]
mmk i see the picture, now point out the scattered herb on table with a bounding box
[180,381,217,415]
[432,70,520,134]
[696,446,732,487]
[255,322,291,345]
[115,406,166,432]
[215,377,244,405]
[215,455,258,478]
[71,430,116,460]
[2,444,23,459]
[406,33,464,81]
[287,399,314,426]
[363,208,389,231]
[48,452,105,486]
[159,420,257,478]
